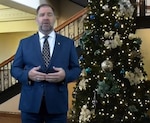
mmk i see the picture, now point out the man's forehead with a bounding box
[39,6,53,12]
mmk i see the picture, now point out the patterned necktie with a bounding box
[42,36,50,68]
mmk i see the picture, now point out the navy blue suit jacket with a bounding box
[11,33,81,114]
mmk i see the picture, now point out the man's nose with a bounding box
[43,14,49,19]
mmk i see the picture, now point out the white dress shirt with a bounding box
[38,31,56,57]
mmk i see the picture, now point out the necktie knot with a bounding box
[44,35,49,40]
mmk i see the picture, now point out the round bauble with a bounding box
[101,60,113,72]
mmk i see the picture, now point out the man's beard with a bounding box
[40,24,53,34]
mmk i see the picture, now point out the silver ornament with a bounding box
[101,60,113,71]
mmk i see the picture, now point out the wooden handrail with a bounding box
[0,111,20,117]
[147,6,150,9]
[55,7,88,32]
[0,55,15,67]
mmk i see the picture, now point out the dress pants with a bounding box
[21,97,67,123]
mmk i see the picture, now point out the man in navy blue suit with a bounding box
[11,4,81,123]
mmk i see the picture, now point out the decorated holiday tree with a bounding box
[69,0,150,123]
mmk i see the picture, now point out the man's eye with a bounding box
[39,13,45,17]
[47,13,53,17]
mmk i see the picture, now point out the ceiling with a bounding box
[0,4,35,22]
[0,0,88,23]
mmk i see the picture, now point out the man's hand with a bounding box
[45,66,66,83]
[28,66,47,81]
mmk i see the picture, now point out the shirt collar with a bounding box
[38,31,55,39]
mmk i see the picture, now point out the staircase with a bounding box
[0,0,150,104]
[136,0,150,28]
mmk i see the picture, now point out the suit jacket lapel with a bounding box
[50,34,61,65]
[33,33,46,68]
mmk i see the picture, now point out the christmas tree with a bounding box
[69,0,150,123]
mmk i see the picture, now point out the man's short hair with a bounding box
[36,4,55,14]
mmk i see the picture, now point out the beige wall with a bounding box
[0,20,37,33]
[0,31,36,62]
[136,29,150,79]
[0,94,20,112]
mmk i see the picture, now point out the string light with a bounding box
[70,0,150,122]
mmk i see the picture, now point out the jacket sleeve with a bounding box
[64,40,81,83]
[11,40,30,85]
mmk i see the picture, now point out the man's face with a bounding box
[36,6,55,34]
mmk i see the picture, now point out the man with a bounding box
[11,4,81,123]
